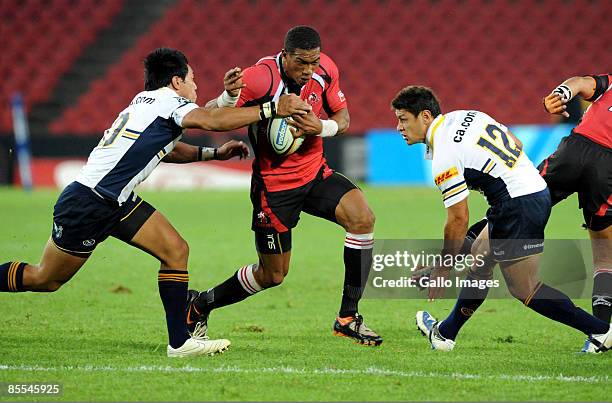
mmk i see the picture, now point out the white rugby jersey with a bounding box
[426,110,546,208]
[76,87,198,204]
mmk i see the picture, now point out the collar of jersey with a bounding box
[425,114,445,159]
[159,87,178,96]
[275,52,305,95]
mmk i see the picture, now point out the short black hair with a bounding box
[391,86,442,118]
[144,48,189,91]
[284,25,321,53]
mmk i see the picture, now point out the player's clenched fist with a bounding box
[289,111,324,136]
[276,94,311,117]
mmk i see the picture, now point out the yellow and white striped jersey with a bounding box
[426,110,546,208]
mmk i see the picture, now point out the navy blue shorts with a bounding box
[486,188,551,262]
[51,182,155,257]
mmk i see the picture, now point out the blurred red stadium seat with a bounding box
[28,0,612,135]
[0,0,124,132]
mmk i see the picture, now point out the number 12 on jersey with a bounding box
[477,124,522,168]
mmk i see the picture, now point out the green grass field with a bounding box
[0,187,608,401]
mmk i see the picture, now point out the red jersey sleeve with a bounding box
[236,63,274,107]
[320,53,347,114]
[586,74,612,102]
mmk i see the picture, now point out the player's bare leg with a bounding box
[499,255,611,351]
[589,226,612,323]
[253,251,291,287]
[186,229,292,338]
[1,239,88,293]
[127,210,229,356]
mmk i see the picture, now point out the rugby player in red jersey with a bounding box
[187,26,382,346]
[540,74,612,352]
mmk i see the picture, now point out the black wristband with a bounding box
[270,100,276,117]
[213,148,218,160]
[198,146,203,161]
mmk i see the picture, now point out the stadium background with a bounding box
[1,0,610,189]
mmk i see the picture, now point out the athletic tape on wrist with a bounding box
[259,101,276,120]
[216,90,240,108]
[553,84,573,102]
[199,146,216,161]
[319,119,339,137]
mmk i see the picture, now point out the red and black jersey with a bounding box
[573,74,612,148]
[236,52,347,192]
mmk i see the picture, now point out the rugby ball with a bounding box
[268,117,304,155]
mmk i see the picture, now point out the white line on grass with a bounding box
[0,364,608,384]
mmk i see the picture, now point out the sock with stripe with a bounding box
[195,264,262,314]
[525,282,610,336]
[592,270,612,323]
[158,269,190,348]
[339,233,374,318]
[438,272,491,340]
[0,262,27,292]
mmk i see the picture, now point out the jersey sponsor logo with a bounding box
[337,90,346,102]
[453,111,477,142]
[434,167,459,186]
[130,96,155,105]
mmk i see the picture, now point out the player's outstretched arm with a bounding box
[162,140,249,163]
[543,76,597,118]
[182,94,310,131]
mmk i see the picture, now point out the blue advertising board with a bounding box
[366,124,574,185]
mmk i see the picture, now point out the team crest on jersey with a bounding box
[434,167,459,186]
[307,92,320,105]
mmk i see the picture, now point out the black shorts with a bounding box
[486,189,551,262]
[51,181,156,257]
[251,166,358,253]
[538,134,612,231]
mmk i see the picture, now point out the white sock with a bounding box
[236,264,263,294]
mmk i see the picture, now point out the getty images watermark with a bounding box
[363,239,604,299]
[371,249,498,290]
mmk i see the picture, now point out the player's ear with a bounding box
[170,75,183,90]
